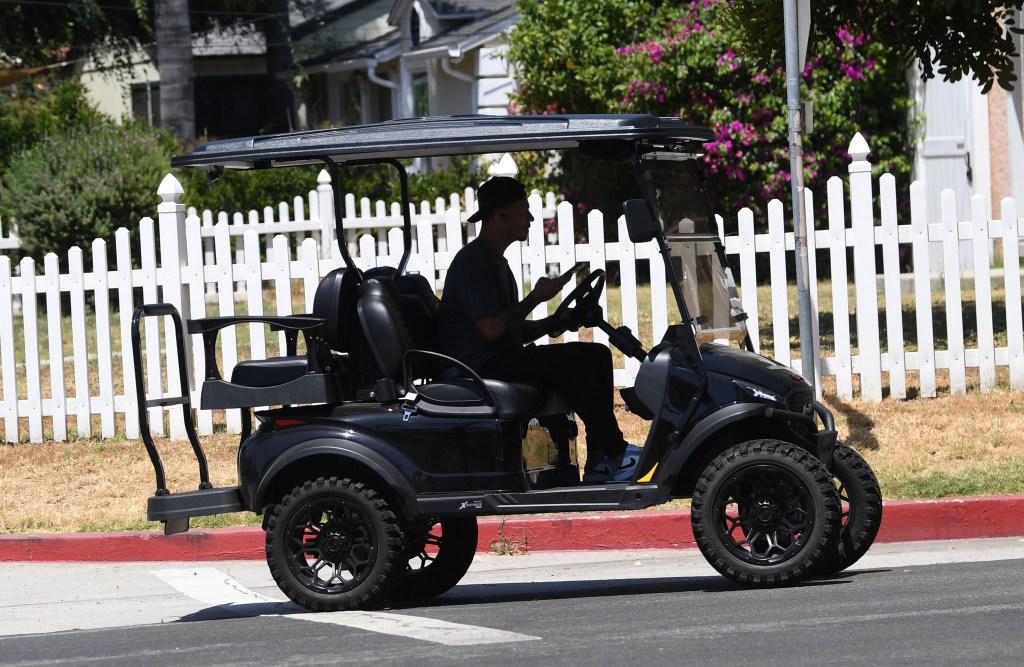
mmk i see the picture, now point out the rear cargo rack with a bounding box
[131,304,244,534]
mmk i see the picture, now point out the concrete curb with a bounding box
[2,496,1022,562]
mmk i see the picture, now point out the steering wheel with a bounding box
[547,269,606,338]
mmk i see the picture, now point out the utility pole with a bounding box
[783,0,816,391]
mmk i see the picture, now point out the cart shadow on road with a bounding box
[392,570,866,609]
[418,576,743,606]
[174,600,305,624]
[167,571,880,624]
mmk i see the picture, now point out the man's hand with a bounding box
[473,268,580,344]
[529,267,578,304]
[532,270,573,303]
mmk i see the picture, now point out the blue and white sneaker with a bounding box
[583,446,642,484]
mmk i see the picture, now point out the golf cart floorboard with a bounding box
[415,483,665,516]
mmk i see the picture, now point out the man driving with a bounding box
[438,176,639,483]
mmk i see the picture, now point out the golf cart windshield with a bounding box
[643,154,748,345]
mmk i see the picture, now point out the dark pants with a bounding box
[479,342,627,460]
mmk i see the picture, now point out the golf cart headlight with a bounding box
[734,381,785,405]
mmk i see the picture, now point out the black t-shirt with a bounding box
[438,238,523,371]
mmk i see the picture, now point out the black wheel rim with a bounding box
[285,498,378,595]
[712,463,816,566]
[834,474,852,529]
[405,521,441,573]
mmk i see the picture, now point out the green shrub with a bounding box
[0,77,106,174]
[176,164,326,215]
[1,78,484,264]
[176,154,484,215]
[406,155,484,203]
[508,0,915,225]
[2,120,172,262]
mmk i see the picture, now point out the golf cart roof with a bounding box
[171,114,715,170]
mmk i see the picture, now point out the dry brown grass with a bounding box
[3,386,1024,535]
[0,432,257,534]
[824,385,1024,497]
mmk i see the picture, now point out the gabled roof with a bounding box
[433,0,514,16]
[299,29,402,69]
[191,25,266,57]
[296,0,516,67]
[388,0,511,24]
[292,0,385,41]
[404,3,515,58]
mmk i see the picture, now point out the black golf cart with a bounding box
[132,115,881,611]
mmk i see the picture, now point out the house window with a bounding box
[131,82,160,126]
[410,10,421,46]
[377,84,393,122]
[339,79,362,126]
[194,75,268,137]
[303,74,328,127]
[413,71,429,117]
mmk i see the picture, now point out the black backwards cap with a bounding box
[467,176,527,223]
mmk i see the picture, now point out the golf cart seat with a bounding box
[190,267,360,418]
[364,267,443,352]
[356,276,570,419]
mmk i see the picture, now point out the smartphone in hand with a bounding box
[559,261,588,283]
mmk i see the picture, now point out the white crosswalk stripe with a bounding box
[151,567,540,645]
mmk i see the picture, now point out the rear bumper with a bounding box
[147,487,245,524]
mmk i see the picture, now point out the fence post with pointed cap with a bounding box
[848,133,883,401]
[317,169,335,259]
[157,173,193,438]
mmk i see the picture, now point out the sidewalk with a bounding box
[2,495,1022,562]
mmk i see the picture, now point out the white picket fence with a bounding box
[2,135,1024,443]
[186,169,558,296]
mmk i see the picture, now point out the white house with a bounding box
[76,0,517,135]
[77,25,272,137]
[911,25,1024,234]
[292,0,517,127]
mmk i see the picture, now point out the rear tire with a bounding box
[265,477,404,611]
[390,517,478,601]
[816,444,883,575]
[691,439,841,588]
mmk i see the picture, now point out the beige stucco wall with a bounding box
[78,50,157,121]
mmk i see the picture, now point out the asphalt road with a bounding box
[2,538,1023,666]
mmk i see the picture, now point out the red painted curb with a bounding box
[1,496,1021,562]
[477,510,695,552]
[874,495,1024,543]
[0,526,265,562]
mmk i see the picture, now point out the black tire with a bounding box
[265,477,404,612]
[691,439,841,588]
[390,517,478,601]
[816,444,883,575]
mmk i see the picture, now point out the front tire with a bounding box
[390,517,478,601]
[816,444,883,575]
[691,439,841,588]
[265,477,404,611]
